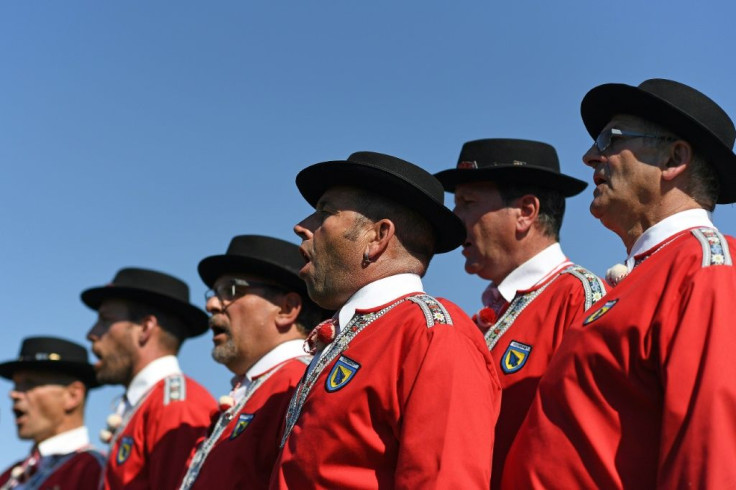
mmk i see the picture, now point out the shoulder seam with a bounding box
[163,373,187,405]
[406,294,453,328]
[561,265,607,310]
[692,227,732,267]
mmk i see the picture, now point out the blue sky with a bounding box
[1,1,735,467]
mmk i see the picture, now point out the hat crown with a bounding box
[17,336,90,364]
[110,267,191,303]
[225,235,304,277]
[639,78,735,147]
[457,139,560,172]
[347,151,446,202]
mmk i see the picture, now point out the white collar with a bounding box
[126,355,181,405]
[337,274,424,328]
[245,339,306,381]
[495,243,570,302]
[37,427,90,457]
[625,209,714,271]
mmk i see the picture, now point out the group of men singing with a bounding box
[1,77,734,490]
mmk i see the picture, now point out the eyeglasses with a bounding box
[594,128,678,153]
[204,278,276,304]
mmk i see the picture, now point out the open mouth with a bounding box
[13,408,25,422]
[299,246,310,264]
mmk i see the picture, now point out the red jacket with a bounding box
[271,294,501,489]
[181,357,309,490]
[503,228,736,489]
[103,374,216,490]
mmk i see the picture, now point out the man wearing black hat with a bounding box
[83,268,217,490]
[178,235,326,490]
[504,79,736,489]
[271,151,501,488]
[0,336,105,489]
[435,138,608,489]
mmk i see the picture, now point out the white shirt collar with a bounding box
[625,209,714,270]
[37,427,90,457]
[126,355,181,405]
[495,243,570,302]
[337,273,424,328]
[227,339,306,403]
[245,339,305,381]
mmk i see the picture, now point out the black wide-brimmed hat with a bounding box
[0,337,98,388]
[198,234,332,317]
[581,78,736,204]
[295,151,466,253]
[434,139,587,197]
[199,235,309,291]
[81,267,208,338]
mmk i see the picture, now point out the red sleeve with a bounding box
[395,305,501,489]
[657,265,736,488]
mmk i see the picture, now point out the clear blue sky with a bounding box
[1,1,735,467]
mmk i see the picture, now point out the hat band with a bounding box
[19,352,63,362]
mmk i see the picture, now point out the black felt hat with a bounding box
[0,337,98,388]
[434,139,587,197]
[295,151,466,253]
[199,235,309,291]
[198,235,333,318]
[81,268,208,338]
[581,78,736,204]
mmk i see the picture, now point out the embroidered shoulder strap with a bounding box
[561,264,607,310]
[406,294,453,328]
[692,227,733,267]
[163,374,187,405]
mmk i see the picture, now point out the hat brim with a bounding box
[81,287,209,338]
[198,255,307,293]
[581,83,736,204]
[296,161,466,253]
[0,360,99,389]
[435,166,587,196]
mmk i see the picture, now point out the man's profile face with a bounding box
[453,181,517,283]
[294,186,369,310]
[9,370,76,443]
[206,274,283,374]
[86,298,138,386]
[582,115,666,233]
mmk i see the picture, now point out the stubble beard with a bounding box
[95,353,134,387]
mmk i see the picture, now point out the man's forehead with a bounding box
[454,180,500,197]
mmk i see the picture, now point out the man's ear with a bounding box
[63,380,86,412]
[661,140,693,181]
[275,292,302,330]
[363,218,395,265]
[515,194,541,234]
[137,315,158,346]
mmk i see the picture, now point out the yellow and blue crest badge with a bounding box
[501,341,532,374]
[583,299,619,326]
[230,413,254,440]
[116,436,134,465]
[326,355,360,392]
